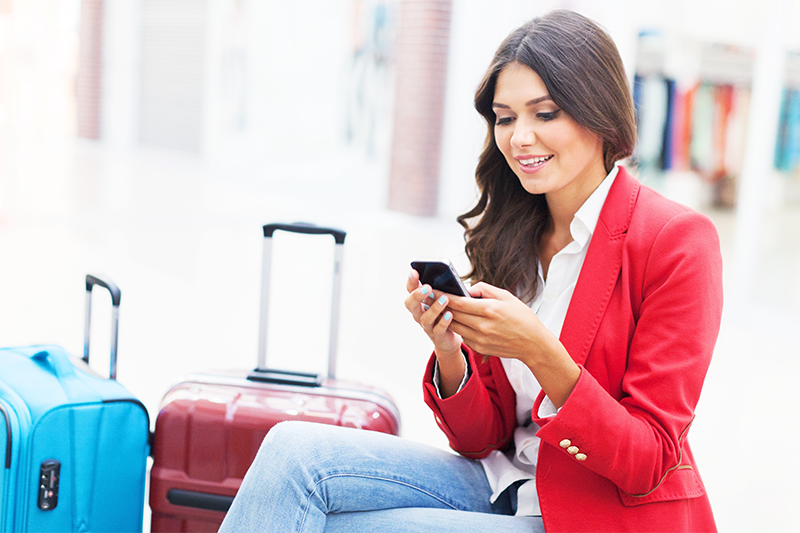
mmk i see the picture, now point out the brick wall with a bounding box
[76,0,104,139]
[388,0,452,217]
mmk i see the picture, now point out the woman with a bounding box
[219,10,721,532]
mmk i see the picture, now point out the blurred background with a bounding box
[1,0,799,531]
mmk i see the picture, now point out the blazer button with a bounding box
[567,446,579,455]
[575,453,587,461]
[559,439,571,448]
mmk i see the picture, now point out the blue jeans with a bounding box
[218,421,545,533]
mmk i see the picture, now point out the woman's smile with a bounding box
[515,154,554,173]
[492,61,606,202]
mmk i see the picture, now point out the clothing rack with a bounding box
[636,32,800,88]
[633,32,800,209]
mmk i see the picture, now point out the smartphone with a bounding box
[410,259,471,297]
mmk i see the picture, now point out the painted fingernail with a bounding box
[409,270,415,279]
[422,303,431,311]
[444,311,452,321]
[438,295,448,305]
[420,286,430,295]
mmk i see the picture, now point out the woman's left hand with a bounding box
[445,281,581,408]
[445,282,552,361]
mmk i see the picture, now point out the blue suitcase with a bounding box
[0,275,150,532]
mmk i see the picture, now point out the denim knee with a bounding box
[260,420,315,455]
[253,421,328,475]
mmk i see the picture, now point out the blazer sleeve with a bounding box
[422,346,517,458]
[533,210,723,496]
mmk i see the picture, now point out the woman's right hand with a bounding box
[404,269,463,356]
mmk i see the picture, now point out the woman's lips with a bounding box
[516,154,553,173]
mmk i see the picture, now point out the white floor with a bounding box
[1,138,799,532]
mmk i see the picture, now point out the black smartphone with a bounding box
[410,259,471,297]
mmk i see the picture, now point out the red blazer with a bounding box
[423,167,722,532]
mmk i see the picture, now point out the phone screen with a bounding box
[411,260,470,297]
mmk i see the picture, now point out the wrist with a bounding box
[435,345,464,363]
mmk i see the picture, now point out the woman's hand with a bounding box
[404,270,466,398]
[446,282,552,360]
[446,282,581,408]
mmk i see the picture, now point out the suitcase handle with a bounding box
[32,349,76,380]
[31,348,102,403]
[255,222,346,381]
[83,274,121,380]
[262,222,346,244]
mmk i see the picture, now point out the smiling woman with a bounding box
[464,10,637,303]
[219,10,723,533]
[492,63,606,217]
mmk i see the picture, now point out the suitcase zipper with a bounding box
[0,401,11,468]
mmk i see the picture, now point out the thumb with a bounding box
[468,282,512,300]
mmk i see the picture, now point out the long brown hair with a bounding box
[458,10,636,301]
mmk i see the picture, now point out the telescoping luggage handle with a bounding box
[83,274,121,381]
[249,223,346,386]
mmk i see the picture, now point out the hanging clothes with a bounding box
[787,89,800,171]
[723,86,750,179]
[669,82,699,171]
[662,79,676,170]
[712,85,735,180]
[633,75,669,172]
[690,83,715,177]
[775,88,800,173]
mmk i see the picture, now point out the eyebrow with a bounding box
[492,95,553,109]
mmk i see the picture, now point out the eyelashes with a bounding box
[494,109,562,126]
[537,109,561,121]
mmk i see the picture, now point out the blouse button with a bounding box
[567,446,579,455]
[559,439,571,448]
[575,453,587,461]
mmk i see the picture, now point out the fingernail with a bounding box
[438,295,447,305]
[422,303,431,311]
[409,271,415,279]
[420,286,430,295]
[444,311,452,321]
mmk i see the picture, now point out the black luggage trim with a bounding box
[262,222,346,244]
[102,398,151,429]
[167,489,234,512]
[1,402,11,468]
[247,368,322,387]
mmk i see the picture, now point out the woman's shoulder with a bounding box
[625,175,718,241]
[606,169,720,256]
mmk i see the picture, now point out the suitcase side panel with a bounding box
[149,380,399,532]
[0,346,150,533]
[25,401,150,533]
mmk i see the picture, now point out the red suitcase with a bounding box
[149,223,401,533]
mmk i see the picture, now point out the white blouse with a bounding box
[435,166,618,516]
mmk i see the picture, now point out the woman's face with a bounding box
[492,62,606,203]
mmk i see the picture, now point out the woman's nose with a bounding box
[510,120,534,148]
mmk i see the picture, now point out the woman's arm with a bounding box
[422,345,517,458]
[404,270,466,397]
[444,283,581,408]
[406,270,517,455]
[534,210,723,496]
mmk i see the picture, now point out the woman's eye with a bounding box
[537,110,561,121]
[495,116,514,126]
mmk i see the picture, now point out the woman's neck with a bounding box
[545,164,608,238]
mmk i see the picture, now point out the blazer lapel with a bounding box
[559,167,640,367]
